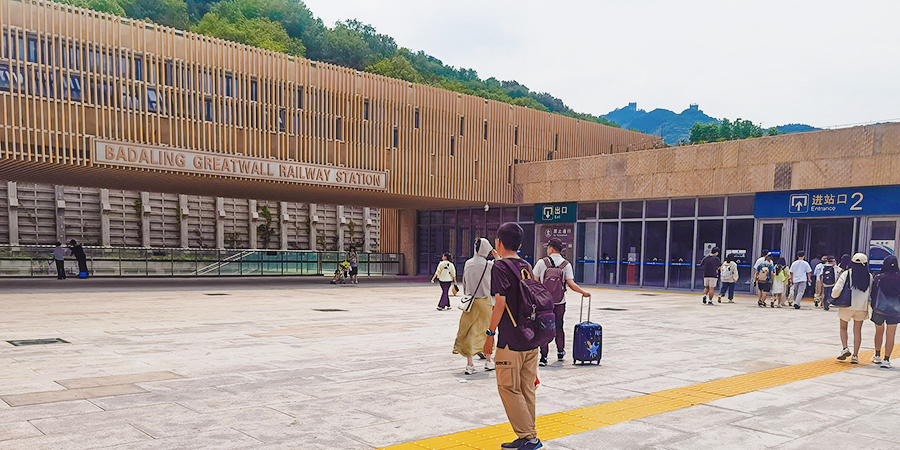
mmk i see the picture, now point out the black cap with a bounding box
[547,238,564,252]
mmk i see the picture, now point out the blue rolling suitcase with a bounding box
[573,295,602,365]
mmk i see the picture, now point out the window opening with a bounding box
[204,97,212,121]
[250,78,258,101]
[279,108,286,131]
[147,88,157,112]
[393,126,399,148]
[297,86,303,108]
[134,55,142,81]
[336,116,342,140]
[514,126,518,145]
[459,116,464,136]
[363,98,369,120]
[450,135,455,156]
[414,107,420,129]
[225,74,233,97]
[484,120,488,140]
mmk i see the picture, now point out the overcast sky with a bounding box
[302,0,899,128]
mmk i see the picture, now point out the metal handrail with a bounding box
[0,246,405,278]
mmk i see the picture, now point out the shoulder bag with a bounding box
[459,262,489,312]
[832,271,853,308]
[873,287,900,321]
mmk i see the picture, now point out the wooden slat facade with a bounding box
[0,0,662,210]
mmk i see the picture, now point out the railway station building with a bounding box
[1,0,899,286]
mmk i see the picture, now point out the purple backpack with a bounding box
[497,258,557,349]
[541,257,569,305]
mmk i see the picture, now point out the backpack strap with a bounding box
[544,257,555,268]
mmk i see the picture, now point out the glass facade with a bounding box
[416,195,900,293]
[417,196,756,291]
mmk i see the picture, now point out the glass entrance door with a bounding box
[867,218,900,271]
[758,220,789,261]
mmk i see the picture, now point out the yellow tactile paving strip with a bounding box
[378,350,877,450]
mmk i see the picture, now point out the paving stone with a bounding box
[0,279,898,449]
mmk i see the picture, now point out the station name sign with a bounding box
[93,140,387,191]
[755,186,900,218]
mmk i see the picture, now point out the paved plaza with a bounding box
[1,278,899,449]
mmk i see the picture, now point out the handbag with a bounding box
[459,262,489,312]
[831,272,853,308]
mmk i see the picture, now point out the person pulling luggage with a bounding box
[533,238,591,366]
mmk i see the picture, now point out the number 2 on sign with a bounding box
[850,192,863,211]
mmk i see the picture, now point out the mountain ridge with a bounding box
[601,103,821,144]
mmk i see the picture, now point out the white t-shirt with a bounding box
[533,253,575,283]
[790,259,812,284]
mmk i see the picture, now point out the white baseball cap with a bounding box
[851,253,868,264]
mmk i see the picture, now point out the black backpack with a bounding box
[496,258,557,349]
[821,265,836,286]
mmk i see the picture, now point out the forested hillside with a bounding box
[62,0,619,127]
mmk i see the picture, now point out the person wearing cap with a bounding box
[532,237,591,366]
[832,253,872,364]
[788,251,813,309]
[700,247,721,305]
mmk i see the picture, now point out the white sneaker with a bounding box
[873,355,883,364]
[464,366,477,375]
[882,359,892,369]
[484,360,495,371]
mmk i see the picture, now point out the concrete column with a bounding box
[55,185,67,243]
[309,203,317,251]
[7,181,19,246]
[363,207,372,253]
[100,189,111,247]
[279,202,289,250]
[215,197,225,249]
[140,192,151,247]
[248,199,258,249]
[178,195,189,248]
[399,209,417,275]
[337,205,345,252]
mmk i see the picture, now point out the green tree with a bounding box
[58,0,126,16]
[365,55,422,83]
[320,22,373,69]
[193,12,305,56]
[122,0,189,29]
[340,19,396,61]
[209,0,323,56]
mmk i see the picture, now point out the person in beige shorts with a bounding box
[832,253,872,364]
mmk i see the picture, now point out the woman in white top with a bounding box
[431,252,457,311]
[832,253,872,364]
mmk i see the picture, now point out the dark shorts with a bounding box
[758,282,772,293]
[349,266,358,276]
[871,312,900,326]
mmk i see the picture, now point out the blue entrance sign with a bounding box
[534,202,578,223]
[755,186,900,218]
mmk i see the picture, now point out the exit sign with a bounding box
[534,202,577,223]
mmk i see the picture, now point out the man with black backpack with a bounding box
[484,222,553,450]
[533,238,592,366]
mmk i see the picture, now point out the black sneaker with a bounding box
[794,304,801,310]
[519,439,543,450]
[557,351,565,362]
[539,357,547,367]
[501,437,529,449]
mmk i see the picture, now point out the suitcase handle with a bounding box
[579,295,591,323]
